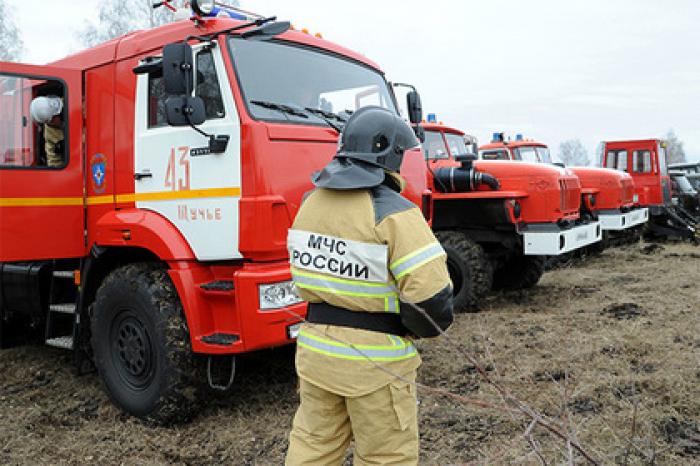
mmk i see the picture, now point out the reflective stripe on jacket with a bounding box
[289,180,451,396]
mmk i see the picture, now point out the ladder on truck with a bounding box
[45,265,79,350]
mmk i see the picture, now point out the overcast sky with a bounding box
[11,0,700,162]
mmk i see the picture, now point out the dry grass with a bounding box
[0,242,698,465]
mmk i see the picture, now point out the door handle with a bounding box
[134,171,153,181]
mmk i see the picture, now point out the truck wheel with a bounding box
[91,262,201,425]
[493,254,545,290]
[435,231,493,312]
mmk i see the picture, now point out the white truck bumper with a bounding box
[522,221,602,255]
[598,208,649,231]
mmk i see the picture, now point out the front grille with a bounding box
[559,178,579,213]
[620,178,634,204]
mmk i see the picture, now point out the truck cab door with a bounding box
[0,63,84,261]
[134,44,241,260]
[133,44,242,261]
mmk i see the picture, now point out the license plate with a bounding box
[287,323,302,340]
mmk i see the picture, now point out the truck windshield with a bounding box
[228,38,396,125]
[423,131,448,159]
[444,133,469,157]
[515,146,539,163]
[535,147,552,163]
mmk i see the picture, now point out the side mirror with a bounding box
[163,42,194,95]
[406,90,423,124]
[165,96,206,126]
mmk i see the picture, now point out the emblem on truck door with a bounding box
[90,153,107,193]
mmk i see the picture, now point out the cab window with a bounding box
[632,150,653,173]
[147,48,225,128]
[148,73,167,128]
[536,147,552,163]
[605,150,628,171]
[0,74,67,169]
[195,49,225,120]
[423,130,448,159]
[515,146,539,163]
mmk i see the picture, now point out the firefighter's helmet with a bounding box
[313,106,418,190]
[30,96,63,124]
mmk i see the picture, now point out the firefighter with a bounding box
[29,96,64,167]
[285,106,454,465]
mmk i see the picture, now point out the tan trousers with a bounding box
[286,373,419,466]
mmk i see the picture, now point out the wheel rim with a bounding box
[111,311,155,391]
[446,255,464,296]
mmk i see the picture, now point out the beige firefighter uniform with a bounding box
[44,123,64,167]
[285,175,452,466]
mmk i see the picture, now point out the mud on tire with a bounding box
[493,254,545,290]
[435,230,493,312]
[90,262,201,425]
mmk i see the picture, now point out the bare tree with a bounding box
[78,0,185,47]
[558,139,590,167]
[78,0,240,47]
[595,141,605,167]
[663,129,686,164]
[0,0,24,61]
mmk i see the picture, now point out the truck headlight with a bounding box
[259,281,302,310]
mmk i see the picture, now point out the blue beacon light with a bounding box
[208,6,248,20]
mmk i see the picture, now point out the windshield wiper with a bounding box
[250,100,309,119]
[305,107,348,123]
[249,100,346,133]
[303,107,345,133]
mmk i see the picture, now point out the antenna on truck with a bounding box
[152,1,177,12]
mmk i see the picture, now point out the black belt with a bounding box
[306,302,407,337]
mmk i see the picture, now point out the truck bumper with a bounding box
[167,260,306,355]
[522,221,602,255]
[599,208,649,231]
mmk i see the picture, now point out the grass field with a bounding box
[0,242,698,465]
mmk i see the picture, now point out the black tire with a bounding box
[91,262,201,425]
[435,230,493,312]
[493,254,545,290]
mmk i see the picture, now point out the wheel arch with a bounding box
[80,246,164,313]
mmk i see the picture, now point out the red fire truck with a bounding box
[418,121,601,310]
[479,134,649,245]
[602,139,697,240]
[0,3,426,423]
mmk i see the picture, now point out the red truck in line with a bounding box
[602,139,697,240]
[418,122,601,310]
[0,4,427,423]
[479,134,649,246]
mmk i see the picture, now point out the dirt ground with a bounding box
[1,242,698,465]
